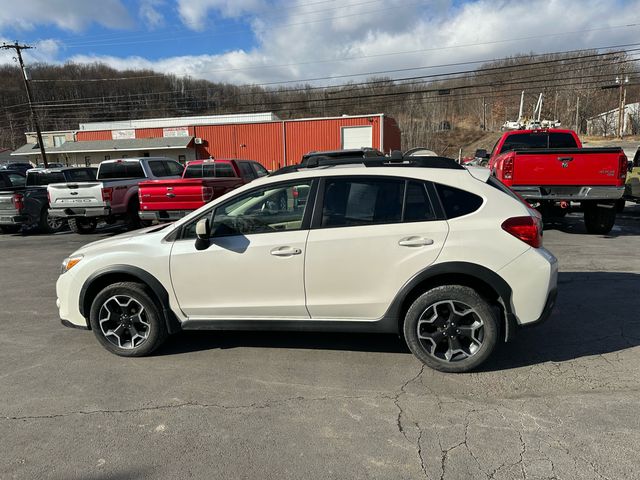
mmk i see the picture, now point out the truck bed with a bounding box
[139,177,243,217]
[506,147,626,187]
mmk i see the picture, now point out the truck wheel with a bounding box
[615,198,626,213]
[89,282,168,357]
[584,202,616,234]
[68,218,97,234]
[403,285,499,373]
[38,208,66,234]
[125,199,142,230]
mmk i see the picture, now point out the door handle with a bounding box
[398,236,434,247]
[270,246,302,256]
[557,156,573,162]
[165,193,176,198]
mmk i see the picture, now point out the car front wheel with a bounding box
[403,285,499,373]
[89,282,168,356]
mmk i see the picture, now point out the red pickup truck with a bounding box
[488,129,627,234]
[139,159,269,222]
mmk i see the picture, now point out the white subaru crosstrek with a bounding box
[56,155,558,373]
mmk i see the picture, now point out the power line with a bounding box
[24,50,640,112]
[12,43,638,113]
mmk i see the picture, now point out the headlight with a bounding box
[61,255,83,274]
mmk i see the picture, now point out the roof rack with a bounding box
[269,153,464,176]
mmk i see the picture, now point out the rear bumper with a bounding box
[139,210,190,222]
[0,213,28,225]
[513,185,625,201]
[49,207,111,218]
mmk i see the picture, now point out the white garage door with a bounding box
[341,126,373,149]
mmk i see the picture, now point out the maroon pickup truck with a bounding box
[487,129,627,234]
[139,159,269,222]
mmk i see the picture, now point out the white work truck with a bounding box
[48,157,183,233]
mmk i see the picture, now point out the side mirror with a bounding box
[475,149,489,159]
[195,218,210,250]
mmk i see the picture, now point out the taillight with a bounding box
[47,190,51,206]
[501,216,542,248]
[202,186,213,202]
[619,154,628,180]
[102,187,113,202]
[12,193,24,211]
[502,157,514,180]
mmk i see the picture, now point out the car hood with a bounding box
[73,224,171,256]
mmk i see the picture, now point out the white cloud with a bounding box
[139,0,166,29]
[5,0,640,87]
[177,0,267,30]
[0,0,133,32]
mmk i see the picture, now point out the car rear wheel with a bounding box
[403,285,499,373]
[89,282,168,357]
[68,218,97,234]
[39,208,65,233]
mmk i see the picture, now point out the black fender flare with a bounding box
[384,261,517,341]
[79,264,181,334]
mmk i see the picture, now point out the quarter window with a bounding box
[238,162,257,179]
[435,183,483,218]
[321,178,404,228]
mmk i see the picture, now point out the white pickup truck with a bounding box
[48,157,184,233]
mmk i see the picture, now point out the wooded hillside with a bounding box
[1,48,637,153]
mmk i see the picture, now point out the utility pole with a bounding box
[0,42,48,167]
[617,75,629,139]
[574,96,580,133]
[482,97,487,131]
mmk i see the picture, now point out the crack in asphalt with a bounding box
[2,393,392,421]
[392,364,428,477]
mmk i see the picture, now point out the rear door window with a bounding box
[8,174,26,186]
[252,163,269,177]
[404,181,437,222]
[321,178,404,227]
[435,183,483,219]
[238,162,257,180]
[164,161,184,176]
[214,163,236,178]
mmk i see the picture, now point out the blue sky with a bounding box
[1,0,639,85]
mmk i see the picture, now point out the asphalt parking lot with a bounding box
[1,206,640,480]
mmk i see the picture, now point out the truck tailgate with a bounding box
[0,192,19,221]
[48,182,105,209]
[511,148,626,186]
[139,179,210,212]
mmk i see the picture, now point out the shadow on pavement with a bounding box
[158,272,640,371]
[483,271,640,371]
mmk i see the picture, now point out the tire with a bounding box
[615,198,626,213]
[0,225,20,234]
[68,218,97,234]
[124,198,142,231]
[89,281,168,357]
[403,285,499,373]
[38,208,65,234]
[584,202,616,234]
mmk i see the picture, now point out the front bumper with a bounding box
[56,270,89,329]
[49,207,111,218]
[139,210,190,222]
[513,185,625,201]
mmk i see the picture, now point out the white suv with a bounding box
[56,155,558,372]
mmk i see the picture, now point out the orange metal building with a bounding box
[74,114,401,171]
